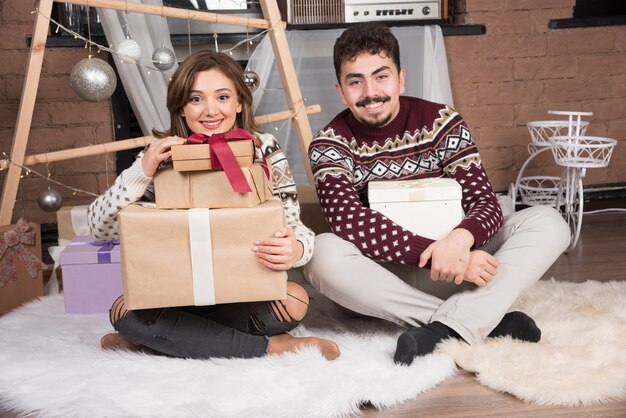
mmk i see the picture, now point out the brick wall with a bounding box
[0,0,114,225]
[1,0,625,226]
[446,0,626,191]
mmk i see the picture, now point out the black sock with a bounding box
[393,322,460,366]
[488,311,541,342]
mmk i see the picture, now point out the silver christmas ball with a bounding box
[117,38,141,64]
[38,188,63,213]
[243,70,260,92]
[152,45,176,71]
[70,57,117,102]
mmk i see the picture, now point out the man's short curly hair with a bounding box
[333,22,401,81]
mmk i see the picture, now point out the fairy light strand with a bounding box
[2,153,99,197]
[34,8,269,72]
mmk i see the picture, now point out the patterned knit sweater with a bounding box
[309,96,503,266]
[88,132,314,268]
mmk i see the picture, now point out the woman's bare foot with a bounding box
[268,333,340,360]
[100,332,150,353]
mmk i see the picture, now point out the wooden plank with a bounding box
[58,0,271,29]
[0,105,321,168]
[259,0,315,185]
[0,0,54,225]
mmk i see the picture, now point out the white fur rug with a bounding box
[0,288,455,418]
[438,279,626,406]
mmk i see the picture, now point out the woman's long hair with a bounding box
[153,49,258,138]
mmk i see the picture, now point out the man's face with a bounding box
[336,52,406,128]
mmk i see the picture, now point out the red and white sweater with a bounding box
[309,96,503,266]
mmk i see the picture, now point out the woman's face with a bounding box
[181,68,242,135]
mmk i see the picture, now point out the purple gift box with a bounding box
[60,236,123,314]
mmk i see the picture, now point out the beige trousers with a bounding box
[303,206,570,345]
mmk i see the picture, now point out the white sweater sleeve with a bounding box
[257,133,314,267]
[87,155,152,240]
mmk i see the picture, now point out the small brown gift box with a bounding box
[56,205,92,242]
[119,199,287,310]
[154,163,271,209]
[0,220,44,314]
[171,141,254,172]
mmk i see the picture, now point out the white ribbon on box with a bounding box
[188,208,216,306]
[46,206,92,295]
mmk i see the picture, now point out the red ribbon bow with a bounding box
[0,218,46,287]
[186,129,269,192]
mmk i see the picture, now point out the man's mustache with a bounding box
[356,96,390,107]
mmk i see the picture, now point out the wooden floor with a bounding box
[1,209,625,418]
[363,209,626,418]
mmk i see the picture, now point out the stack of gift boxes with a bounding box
[60,133,286,314]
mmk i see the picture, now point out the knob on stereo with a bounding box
[423,6,431,15]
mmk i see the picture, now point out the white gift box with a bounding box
[368,178,464,240]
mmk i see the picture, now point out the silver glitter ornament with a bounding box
[152,45,176,71]
[70,57,117,102]
[243,70,260,92]
[117,38,141,64]
[38,188,63,213]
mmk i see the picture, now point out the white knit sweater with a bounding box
[87,132,314,268]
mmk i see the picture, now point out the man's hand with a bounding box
[141,136,185,177]
[253,227,304,271]
[462,250,498,287]
[419,228,474,284]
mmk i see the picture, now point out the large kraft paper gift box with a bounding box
[153,163,271,209]
[0,219,45,314]
[368,178,464,240]
[119,199,287,310]
[59,236,123,314]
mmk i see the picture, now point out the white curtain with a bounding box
[98,0,177,135]
[248,25,453,185]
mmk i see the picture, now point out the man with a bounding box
[304,22,570,365]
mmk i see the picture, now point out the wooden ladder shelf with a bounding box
[0,0,317,225]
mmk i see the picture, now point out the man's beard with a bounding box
[355,95,392,128]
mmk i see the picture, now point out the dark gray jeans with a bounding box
[113,300,300,359]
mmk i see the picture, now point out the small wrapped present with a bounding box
[368,178,464,240]
[171,141,254,171]
[56,205,92,243]
[0,218,45,314]
[59,236,123,314]
[154,163,272,209]
[171,129,262,193]
[119,199,287,310]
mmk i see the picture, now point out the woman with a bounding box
[88,50,339,360]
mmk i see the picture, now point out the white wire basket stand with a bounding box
[550,132,617,250]
[511,115,590,210]
[510,110,618,251]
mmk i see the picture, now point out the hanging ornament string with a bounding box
[103,144,111,190]
[86,1,92,57]
[213,13,219,52]
[38,155,63,212]
[2,153,99,198]
[152,5,176,71]
[187,10,192,56]
[32,10,172,72]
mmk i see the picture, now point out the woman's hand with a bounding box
[141,136,186,177]
[419,228,474,284]
[253,227,304,271]
[462,250,498,287]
